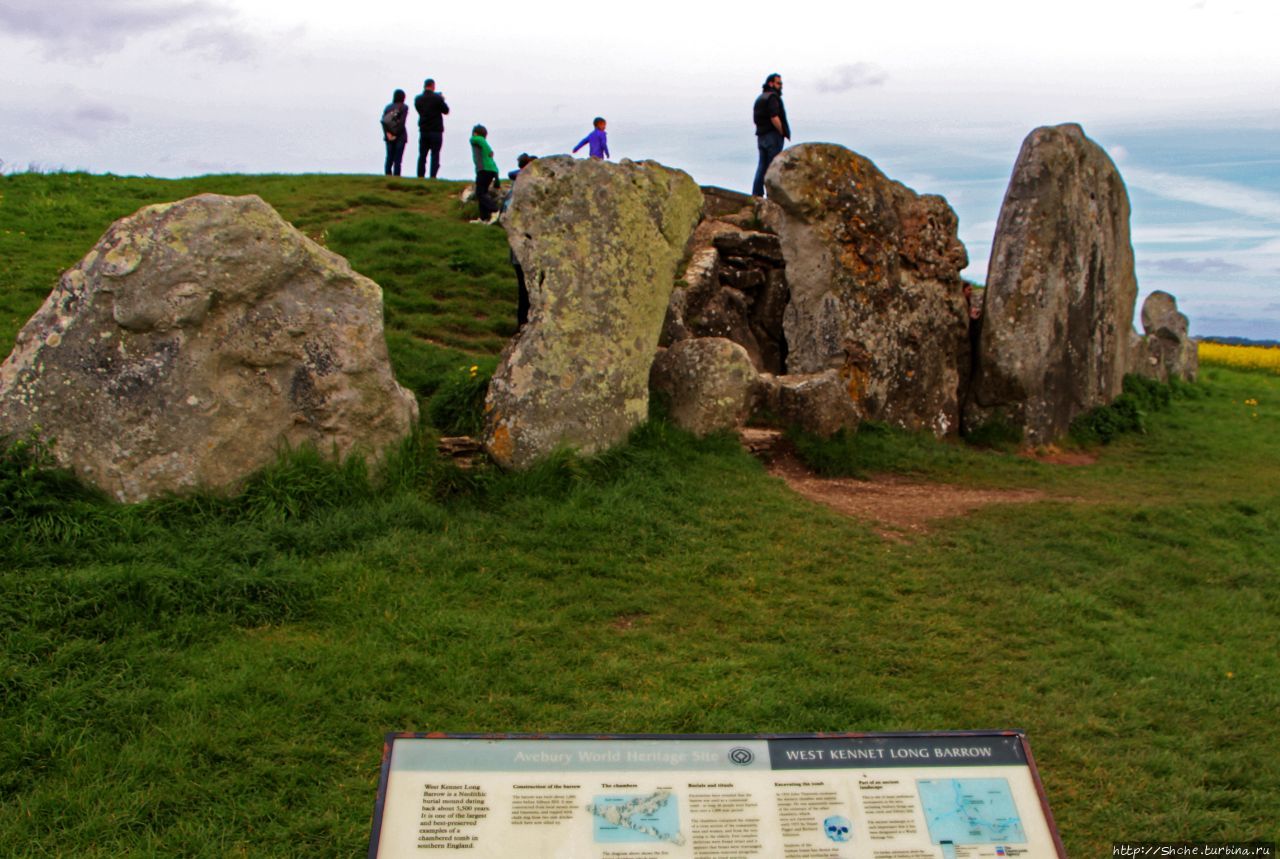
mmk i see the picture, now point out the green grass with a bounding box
[2,173,1279,855]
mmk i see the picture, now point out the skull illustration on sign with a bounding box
[823,814,852,842]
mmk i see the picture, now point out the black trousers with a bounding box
[417,131,443,178]
[476,170,499,217]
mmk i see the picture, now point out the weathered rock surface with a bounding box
[650,338,758,436]
[484,157,703,468]
[763,143,970,436]
[0,194,418,502]
[1134,290,1198,382]
[965,123,1138,444]
[661,189,789,374]
[757,370,859,437]
[699,186,757,224]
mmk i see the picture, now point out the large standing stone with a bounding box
[763,143,970,437]
[965,123,1138,444]
[0,194,418,502]
[1134,290,1198,382]
[484,157,703,468]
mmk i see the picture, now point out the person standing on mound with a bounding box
[380,89,409,176]
[469,125,500,224]
[414,78,449,179]
[573,117,610,160]
[752,73,789,197]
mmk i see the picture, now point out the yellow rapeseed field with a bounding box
[1198,341,1280,374]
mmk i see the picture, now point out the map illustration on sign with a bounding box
[917,778,1027,845]
[586,789,686,845]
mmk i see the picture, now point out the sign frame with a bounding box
[369,730,1066,859]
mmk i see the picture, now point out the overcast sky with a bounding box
[2,0,1278,338]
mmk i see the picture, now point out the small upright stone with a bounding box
[484,157,703,468]
[965,123,1138,444]
[0,194,418,502]
[649,338,758,436]
[1136,290,1198,382]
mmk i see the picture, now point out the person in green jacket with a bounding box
[469,125,500,224]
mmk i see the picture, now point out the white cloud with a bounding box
[0,0,230,57]
[175,24,260,62]
[1132,225,1278,244]
[1126,167,1280,222]
[1143,257,1247,275]
[73,103,130,124]
[815,63,888,94]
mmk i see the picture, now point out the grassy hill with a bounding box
[1,172,1278,855]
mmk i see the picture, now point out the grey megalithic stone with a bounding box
[0,194,417,502]
[1133,290,1198,382]
[483,157,703,469]
[965,123,1139,444]
[764,143,970,437]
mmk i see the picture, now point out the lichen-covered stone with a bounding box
[965,124,1138,444]
[1134,290,1198,382]
[763,143,969,437]
[650,338,758,436]
[484,157,703,468]
[0,194,417,502]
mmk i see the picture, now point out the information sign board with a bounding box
[369,732,1065,859]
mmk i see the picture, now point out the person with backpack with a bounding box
[380,89,409,176]
[414,79,450,179]
[752,73,790,197]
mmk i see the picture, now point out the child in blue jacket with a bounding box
[573,117,610,160]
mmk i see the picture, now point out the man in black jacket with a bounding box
[414,79,450,179]
[752,73,790,197]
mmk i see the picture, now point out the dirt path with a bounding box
[741,428,1047,538]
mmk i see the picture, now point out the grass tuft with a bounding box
[426,362,495,436]
[962,410,1024,450]
[1069,374,1193,445]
